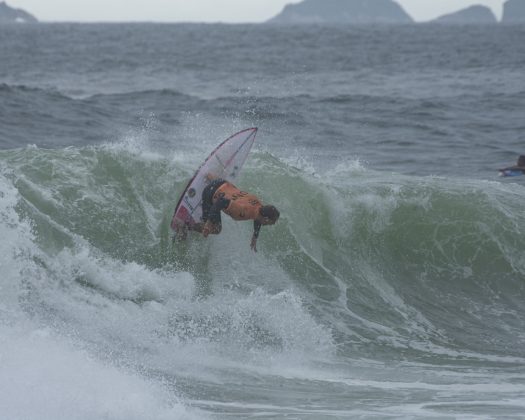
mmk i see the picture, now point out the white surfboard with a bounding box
[499,169,524,177]
[171,128,258,232]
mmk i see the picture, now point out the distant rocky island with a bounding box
[433,5,497,23]
[268,0,525,25]
[268,0,413,24]
[502,0,525,22]
[0,1,37,23]
[1,0,523,25]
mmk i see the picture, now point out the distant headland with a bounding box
[0,1,37,23]
[268,0,525,25]
[0,0,524,25]
[267,0,413,24]
[432,5,497,24]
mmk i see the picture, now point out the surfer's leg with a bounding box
[201,181,220,222]
[201,179,226,222]
[206,223,222,235]
[191,180,227,237]
[204,197,226,235]
[191,222,204,233]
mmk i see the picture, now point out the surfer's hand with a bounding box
[250,236,257,252]
[202,221,212,237]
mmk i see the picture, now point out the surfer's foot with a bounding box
[191,222,204,234]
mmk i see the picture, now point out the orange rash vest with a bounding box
[213,182,262,221]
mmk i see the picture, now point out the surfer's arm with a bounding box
[251,221,261,252]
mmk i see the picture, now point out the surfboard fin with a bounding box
[172,223,189,243]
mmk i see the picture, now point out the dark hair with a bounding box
[260,205,280,221]
[518,155,525,167]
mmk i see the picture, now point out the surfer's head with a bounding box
[259,205,280,225]
[517,155,525,167]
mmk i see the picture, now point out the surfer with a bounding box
[499,155,525,177]
[188,177,280,252]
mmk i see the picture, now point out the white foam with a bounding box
[0,171,37,320]
[0,170,204,419]
[0,323,204,420]
[52,247,194,302]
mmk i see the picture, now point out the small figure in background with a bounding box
[499,155,525,177]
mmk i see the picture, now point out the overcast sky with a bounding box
[7,0,506,22]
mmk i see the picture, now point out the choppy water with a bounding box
[1,23,525,419]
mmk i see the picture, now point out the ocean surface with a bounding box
[1,23,525,419]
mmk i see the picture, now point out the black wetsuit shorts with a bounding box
[201,179,229,225]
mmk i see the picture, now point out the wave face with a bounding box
[2,142,525,418]
[2,23,525,418]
